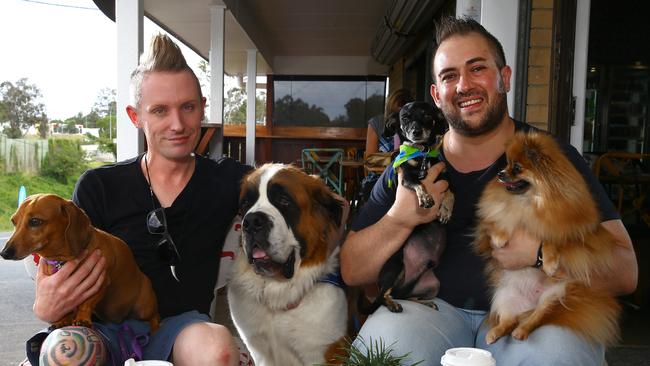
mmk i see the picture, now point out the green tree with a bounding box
[95,115,116,139]
[92,88,116,117]
[83,110,100,129]
[274,95,329,126]
[36,118,49,138]
[224,87,267,125]
[224,87,245,124]
[63,115,82,134]
[330,94,386,127]
[0,99,7,122]
[97,136,116,160]
[40,139,87,184]
[255,91,267,123]
[197,60,211,90]
[196,61,266,124]
[49,119,64,134]
[0,78,48,138]
[92,88,117,159]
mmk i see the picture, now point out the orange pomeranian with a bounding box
[475,131,620,346]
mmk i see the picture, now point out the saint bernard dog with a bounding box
[228,163,349,366]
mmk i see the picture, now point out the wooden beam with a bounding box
[222,125,366,140]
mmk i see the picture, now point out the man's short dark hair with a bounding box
[432,16,507,82]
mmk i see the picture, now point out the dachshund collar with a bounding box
[43,259,65,274]
[388,144,439,187]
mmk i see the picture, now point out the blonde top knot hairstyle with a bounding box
[129,33,203,109]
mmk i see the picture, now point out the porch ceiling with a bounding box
[96,0,392,76]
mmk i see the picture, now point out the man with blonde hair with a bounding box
[24,34,248,366]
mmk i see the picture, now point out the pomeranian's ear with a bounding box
[523,135,540,164]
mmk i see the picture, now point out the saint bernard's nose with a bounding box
[242,211,271,234]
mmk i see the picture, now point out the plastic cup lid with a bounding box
[440,347,496,366]
[124,360,173,366]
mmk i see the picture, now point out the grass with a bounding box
[0,173,78,231]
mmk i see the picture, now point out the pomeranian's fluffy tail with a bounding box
[545,281,620,345]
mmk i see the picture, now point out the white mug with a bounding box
[440,347,496,366]
[124,359,173,366]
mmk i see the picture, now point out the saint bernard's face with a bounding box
[239,164,343,279]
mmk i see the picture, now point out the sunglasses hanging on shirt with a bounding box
[144,154,181,281]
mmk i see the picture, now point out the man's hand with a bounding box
[387,162,449,229]
[33,249,106,323]
[341,162,448,287]
[490,229,540,269]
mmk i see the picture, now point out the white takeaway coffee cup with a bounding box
[441,347,496,366]
[124,359,173,366]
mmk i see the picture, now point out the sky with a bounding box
[0,0,208,121]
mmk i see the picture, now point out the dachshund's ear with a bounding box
[61,200,92,256]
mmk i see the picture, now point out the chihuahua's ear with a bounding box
[61,200,93,256]
[383,112,400,139]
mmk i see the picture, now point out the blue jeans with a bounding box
[353,299,604,366]
[26,311,210,366]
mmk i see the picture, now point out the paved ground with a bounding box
[0,233,47,366]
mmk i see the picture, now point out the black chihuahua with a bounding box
[370,101,454,313]
[384,101,451,210]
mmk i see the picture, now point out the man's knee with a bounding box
[484,325,605,366]
[39,326,108,366]
[173,322,237,366]
[356,300,473,366]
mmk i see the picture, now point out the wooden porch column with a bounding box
[208,4,226,160]
[246,49,257,165]
[115,0,144,160]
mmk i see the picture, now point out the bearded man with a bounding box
[341,16,636,366]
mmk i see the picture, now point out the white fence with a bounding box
[0,134,48,173]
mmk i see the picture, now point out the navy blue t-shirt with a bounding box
[349,121,619,310]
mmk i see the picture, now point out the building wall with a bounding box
[525,0,554,130]
[480,0,520,113]
[388,59,406,96]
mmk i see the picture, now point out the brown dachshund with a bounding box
[0,193,160,331]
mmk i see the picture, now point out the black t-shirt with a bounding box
[72,155,250,318]
[349,121,619,310]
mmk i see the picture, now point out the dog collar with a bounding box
[318,272,346,290]
[43,259,65,274]
[393,144,439,168]
[388,145,440,187]
[283,272,346,311]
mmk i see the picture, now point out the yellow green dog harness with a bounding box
[388,144,440,188]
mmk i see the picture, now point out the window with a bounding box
[273,76,386,128]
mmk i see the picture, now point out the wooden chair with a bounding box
[363,152,393,176]
[194,126,217,156]
[594,152,650,224]
[301,148,344,195]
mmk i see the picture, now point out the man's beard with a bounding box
[442,78,508,137]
